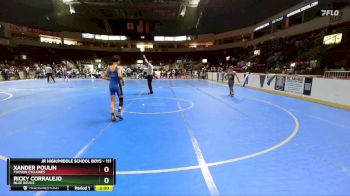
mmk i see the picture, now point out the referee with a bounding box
[45,65,55,83]
[143,54,154,94]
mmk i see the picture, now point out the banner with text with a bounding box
[275,76,286,91]
[284,76,313,96]
[303,77,313,96]
[285,76,305,94]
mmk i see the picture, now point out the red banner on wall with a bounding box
[9,24,59,36]
[127,22,134,31]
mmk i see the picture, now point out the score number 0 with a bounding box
[103,166,110,184]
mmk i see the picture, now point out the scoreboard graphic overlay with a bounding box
[7,158,116,191]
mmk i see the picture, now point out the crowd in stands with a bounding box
[0,62,106,81]
[203,24,350,75]
[1,22,349,81]
[0,60,199,81]
[0,62,26,80]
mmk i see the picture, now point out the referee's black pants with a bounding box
[147,75,153,94]
[46,73,55,83]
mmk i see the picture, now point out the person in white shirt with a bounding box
[171,69,176,78]
[225,68,240,96]
[143,54,154,94]
[25,66,30,79]
[45,65,55,83]
[63,67,69,82]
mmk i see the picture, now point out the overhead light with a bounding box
[254,23,270,31]
[164,37,176,41]
[272,17,283,24]
[154,36,188,42]
[323,33,343,45]
[63,38,80,45]
[287,1,318,17]
[82,33,95,39]
[108,35,121,41]
[195,11,203,29]
[21,55,27,60]
[179,5,186,16]
[62,0,74,4]
[95,35,108,40]
[154,36,165,41]
[175,36,187,41]
[137,43,153,51]
[69,4,76,14]
[188,0,200,7]
[254,50,261,56]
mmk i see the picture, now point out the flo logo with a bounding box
[321,10,340,16]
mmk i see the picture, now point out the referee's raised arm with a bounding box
[143,54,154,94]
[143,55,149,65]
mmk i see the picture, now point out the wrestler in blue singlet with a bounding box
[106,55,124,122]
[108,67,123,97]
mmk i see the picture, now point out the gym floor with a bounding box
[1,79,350,195]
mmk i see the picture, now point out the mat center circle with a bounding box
[123,97,194,115]
[0,92,13,102]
